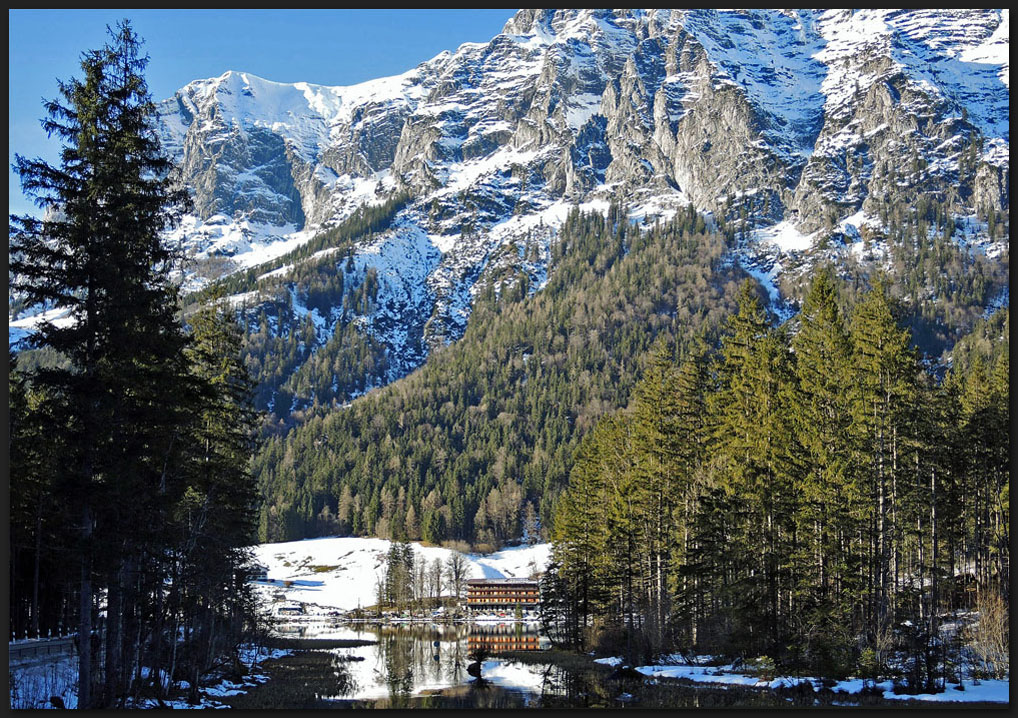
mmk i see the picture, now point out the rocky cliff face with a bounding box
[149,8,1008,405]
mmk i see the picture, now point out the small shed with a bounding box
[246,562,269,582]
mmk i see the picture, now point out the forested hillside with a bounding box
[180,194,415,423]
[774,191,1008,359]
[243,184,1007,548]
[251,206,746,546]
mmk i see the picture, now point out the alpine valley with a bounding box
[10,9,1010,545]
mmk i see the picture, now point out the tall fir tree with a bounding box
[9,21,195,707]
[551,420,613,646]
[629,338,682,652]
[788,268,865,665]
[703,280,796,655]
[848,275,920,648]
[170,296,261,700]
[664,334,712,646]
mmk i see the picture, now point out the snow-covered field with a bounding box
[250,536,551,612]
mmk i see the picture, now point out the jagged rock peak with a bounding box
[155,7,1008,328]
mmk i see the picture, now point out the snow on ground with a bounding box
[738,257,796,323]
[627,191,694,226]
[8,655,79,709]
[881,679,1009,703]
[8,644,291,710]
[469,543,552,580]
[128,645,291,710]
[983,286,1009,318]
[754,220,815,254]
[8,305,76,348]
[595,656,1009,704]
[250,536,551,612]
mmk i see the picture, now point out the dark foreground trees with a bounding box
[548,273,1009,689]
[10,22,260,708]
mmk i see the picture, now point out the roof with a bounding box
[465,577,538,586]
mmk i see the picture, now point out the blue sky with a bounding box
[9,9,517,216]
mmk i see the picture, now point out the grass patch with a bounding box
[500,648,613,674]
[310,564,339,573]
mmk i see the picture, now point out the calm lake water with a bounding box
[263,622,794,709]
[274,622,555,706]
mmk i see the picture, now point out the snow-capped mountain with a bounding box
[147,9,1008,406]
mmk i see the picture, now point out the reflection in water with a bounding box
[264,622,791,708]
[469,622,545,654]
[276,622,548,704]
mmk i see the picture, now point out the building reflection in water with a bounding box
[467,622,547,654]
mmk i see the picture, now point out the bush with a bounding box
[745,655,776,681]
[587,621,654,664]
[858,647,882,680]
[967,589,1009,679]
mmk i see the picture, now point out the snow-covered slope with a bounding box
[157,8,1007,292]
[250,536,551,611]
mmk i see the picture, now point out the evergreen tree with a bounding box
[8,354,75,641]
[551,423,613,647]
[9,22,257,707]
[629,339,681,652]
[848,276,920,649]
[703,280,796,655]
[788,268,864,667]
[168,296,261,698]
[10,22,191,706]
[663,335,711,646]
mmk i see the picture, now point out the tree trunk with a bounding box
[104,556,124,707]
[78,504,93,710]
[32,506,42,637]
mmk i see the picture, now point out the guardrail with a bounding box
[8,635,78,665]
[9,628,79,644]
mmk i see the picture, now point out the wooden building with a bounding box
[465,577,539,610]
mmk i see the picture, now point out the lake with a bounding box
[229,622,800,709]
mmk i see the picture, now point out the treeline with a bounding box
[374,542,471,610]
[252,205,745,546]
[9,24,260,708]
[776,192,1009,360]
[186,191,410,306]
[545,272,1009,689]
[236,263,391,423]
